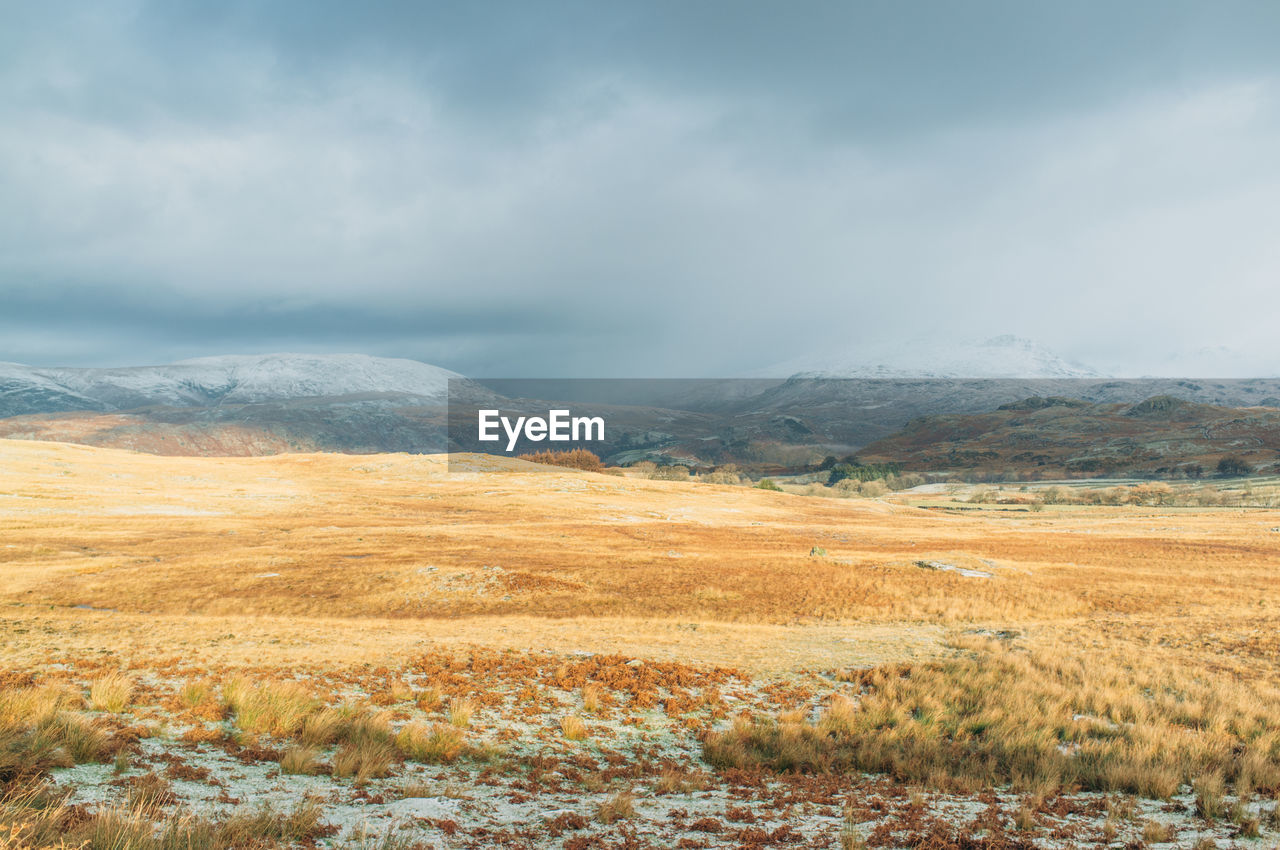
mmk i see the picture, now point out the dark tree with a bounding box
[1216,456,1251,477]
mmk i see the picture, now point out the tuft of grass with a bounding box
[89,672,135,713]
[1142,819,1175,843]
[0,688,111,786]
[396,722,464,764]
[342,709,392,746]
[416,686,443,712]
[0,686,80,729]
[279,745,322,776]
[448,697,475,729]
[39,712,109,764]
[215,799,332,844]
[346,825,421,850]
[559,716,587,741]
[839,817,867,850]
[595,791,635,824]
[581,683,602,714]
[179,680,210,709]
[297,706,345,747]
[653,767,708,795]
[124,772,177,813]
[1194,772,1225,821]
[223,678,320,738]
[331,738,395,784]
[1013,800,1037,832]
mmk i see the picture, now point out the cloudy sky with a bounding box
[3,1,1279,376]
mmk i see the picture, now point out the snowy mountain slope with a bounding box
[0,361,109,417]
[764,335,1105,379]
[0,354,465,416]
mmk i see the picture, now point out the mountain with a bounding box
[5,351,1280,464]
[764,335,1104,379]
[0,353,463,416]
[0,354,501,456]
[857,395,1280,478]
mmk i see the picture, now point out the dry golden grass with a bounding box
[223,679,318,738]
[5,440,1280,805]
[705,635,1280,797]
[559,715,587,741]
[88,673,134,713]
[595,791,635,824]
[395,721,464,764]
[447,697,474,729]
[277,746,320,776]
[581,683,602,714]
[5,441,1277,631]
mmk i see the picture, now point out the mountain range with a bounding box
[3,349,1280,471]
[858,395,1280,478]
[0,353,462,417]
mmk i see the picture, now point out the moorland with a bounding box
[3,439,1280,848]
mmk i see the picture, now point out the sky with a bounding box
[2,1,1279,377]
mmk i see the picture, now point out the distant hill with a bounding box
[6,352,1280,464]
[858,395,1280,478]
[0,354,499,456]
[0,353,467,416]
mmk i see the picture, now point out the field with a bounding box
[3,439,1280,848]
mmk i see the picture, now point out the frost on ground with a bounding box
[9,649,1277,849]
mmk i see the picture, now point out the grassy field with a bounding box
[3,439,1280,848]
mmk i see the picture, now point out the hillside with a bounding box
[7,352,1280,463]
[0,353,469,416]
[859,395,1280,477]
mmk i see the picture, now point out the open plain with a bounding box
[4,439,1280,848]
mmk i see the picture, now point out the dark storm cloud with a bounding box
[2,1,1279,375]
[0,280,602,372]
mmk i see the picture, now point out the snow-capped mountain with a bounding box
[0,353,463,416]
[765,335,1105,380]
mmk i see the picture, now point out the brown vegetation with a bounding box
[519,448,604,472]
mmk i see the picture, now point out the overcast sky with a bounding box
[3,1,1279,376]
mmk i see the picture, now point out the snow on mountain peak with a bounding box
[167,353,463,402]
[1,353,464,414]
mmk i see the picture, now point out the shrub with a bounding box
[828,461,901,486]
[519,449,604,472]
[756,478,781,491]
[1216,456,1251,477]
